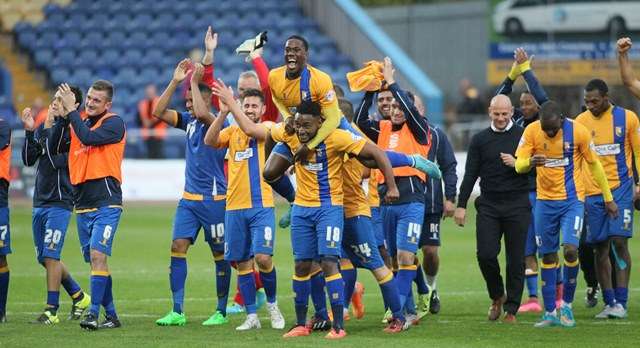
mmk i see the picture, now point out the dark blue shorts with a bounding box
[33,207,72,263]
[172,198,226,252]
[291,205,343,260]
[224,207,276,262]
[77,207,122,262]
[342,215,385,270]
[0,207,10,255]
[535,199,584,255]
[419,212,442,247]
[585,179,634,244]
[382,202,425,256]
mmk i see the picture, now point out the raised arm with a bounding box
[354,91,380,142]
[250,49,279,122]
[190,63,214,126]
[211,79,269,141]
[153,59,191,127]
[20,107,41,166]
[203,107,229,148]
[68,111,125,146]
[618,37,640,99]
[57,83,125,146]
[384,57,429,144]
[516,48,548,105]
[201,26,221,109]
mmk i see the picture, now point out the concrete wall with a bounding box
[367,1,488,103]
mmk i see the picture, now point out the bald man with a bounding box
[455,95,530,323]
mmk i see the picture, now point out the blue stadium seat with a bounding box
[33,49,54,69]
[139,67,160,86]
[149,13,173,31]
[123,50,144,67]
[42,3,63,17]
[49,50,76,70]
[124,13,153,32]
[93,67,116,82]
[96,50,124,70]
[77,50,99,67]
[123,31,148,50]
[105,13,131,31]
[80,31,107,50]
[34,32,59,50]
[55,31,82,50]
[17,29,37,51]
[50,68,71,85]
[104,30,128,50]
[63,12,86,30]
[70,68,93,87]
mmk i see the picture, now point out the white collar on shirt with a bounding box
[491,120,513,133]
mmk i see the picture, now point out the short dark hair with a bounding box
[585,78,609,96]
[338,98,354,122]
[333,84,345,98]
[70,85,83,110]
[539,100,564,121]
[286,35,309,51]
[241,88,264,103]
[90,80,114,101]
[296,100,321,117]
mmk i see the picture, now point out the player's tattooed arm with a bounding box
[154,59,191,127]
[618,37,640,99]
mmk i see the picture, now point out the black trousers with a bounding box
[578,222,598,288]
[146,138,164,159]
[475,193,530,314]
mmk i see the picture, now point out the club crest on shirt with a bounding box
[592,130,596,137]
[301,91,308,101]
[543,143,548,151]
[325,90,335,102]
[564,142,571,151]
[615,126,623,137]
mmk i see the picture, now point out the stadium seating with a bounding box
[0,62,16,122]
[10,0,356,157]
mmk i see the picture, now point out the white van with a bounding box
[493,0,640,36]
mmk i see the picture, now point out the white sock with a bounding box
[426,275,437,290]
[561,300,572,309]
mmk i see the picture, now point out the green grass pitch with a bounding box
[2,201,639,347]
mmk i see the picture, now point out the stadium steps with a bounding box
[0,33,49,112]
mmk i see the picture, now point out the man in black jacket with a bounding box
[454,94,530,323]
[21,86,91,325]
